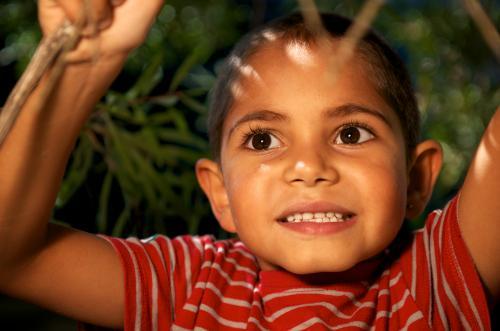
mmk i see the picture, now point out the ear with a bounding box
[406,140,443,219]
[195,158,236,233]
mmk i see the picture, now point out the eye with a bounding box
[334,125,374,144]
[245,131,281,150]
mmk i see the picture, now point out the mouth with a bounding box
[276,201,356,225]
[278,211,354,223]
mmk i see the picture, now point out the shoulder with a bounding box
[395,195,474,283]
[100,234,260,328]
[147,234,254,259]
[393,195,491,329]
[102,234,257,271]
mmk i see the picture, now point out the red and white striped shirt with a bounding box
[102,196,491,330]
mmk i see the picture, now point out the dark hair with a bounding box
[208,12,420,161]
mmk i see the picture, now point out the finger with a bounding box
[63,37,101,63]
[110,0,126,7]
[56,0,114,35]
[108,0,164,46]
[38,0,67,37]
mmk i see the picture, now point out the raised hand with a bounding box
[38,0,164,62]
[0,3,165,327]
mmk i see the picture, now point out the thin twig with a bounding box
[329,0,385,81]
[0,21,79,145]
[298,0,385,84]
[297,0,328,37]
[36,24,82,119]
[0,0,99,146]
[462,0,500,61]
[297,0,332,70]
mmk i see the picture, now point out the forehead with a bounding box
[222,39,400,134]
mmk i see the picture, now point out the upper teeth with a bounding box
[284,212,350,223]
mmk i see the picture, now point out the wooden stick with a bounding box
[330,0,385,78]
[462,0,500,61]
[298,0,385,84]
[0,20,79,145]
[297,0,328,37]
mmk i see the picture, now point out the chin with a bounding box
[280,257,357,275]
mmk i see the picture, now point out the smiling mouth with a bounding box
[279,212,355,223]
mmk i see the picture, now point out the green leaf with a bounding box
[111,203,131,237]
[150,108,190,133]
[157,128,208,150]
[130,150,162,204]
[169,40,213,92]
[56,134,94,207]
[178,92,208,114]
[150,95,179,107]
[126,51,164,99]
[108,105,143,125]
[97,171,113,233]
[106,118,136,176]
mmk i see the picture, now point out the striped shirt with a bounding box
[102,196,491,330]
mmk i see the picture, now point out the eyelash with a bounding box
[239,121,376,149]
[336,121,375,137]
[241,125,275,148]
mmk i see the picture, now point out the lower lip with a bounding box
[278,218,356,235]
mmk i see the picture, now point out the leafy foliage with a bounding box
[55,0,252,237]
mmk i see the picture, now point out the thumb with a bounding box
[38,0,115,37]
[38,0,67,36]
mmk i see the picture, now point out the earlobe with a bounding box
[195,159,237,233]
[406,140,443,219]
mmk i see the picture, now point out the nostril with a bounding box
[290,176,330,187]
[284,159,339,186]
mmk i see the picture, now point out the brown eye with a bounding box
[246,132,280,150]
[335,126,374,144]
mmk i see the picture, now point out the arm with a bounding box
[459,108,500,304]
[0,0,163,327]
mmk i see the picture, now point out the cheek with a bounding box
[349,149,408,208]
[372,157,408,228]
[223,159,275,210]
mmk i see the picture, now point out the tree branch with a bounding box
[298,0,385,84]
[462,0,500,61]
[0,20,79,145]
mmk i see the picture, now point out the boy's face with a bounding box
[217,40,409,274]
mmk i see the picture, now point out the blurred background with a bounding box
[0,0,498,329]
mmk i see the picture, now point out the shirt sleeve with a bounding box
[412,195,491,330]
[100,234,211,331]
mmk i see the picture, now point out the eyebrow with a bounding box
[227,103,391,138]
[325,103,392,128]
[228,110,288,138]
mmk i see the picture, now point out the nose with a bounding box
[283,146,339,187]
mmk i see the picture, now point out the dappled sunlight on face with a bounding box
[295,161,306,170]
[228,55,263,100]
[261,29,278,42]
[219,40,409,274]
[230,80,244,100]
[258,163,271,173]
[284,40,315,66]
[229,55,262,81]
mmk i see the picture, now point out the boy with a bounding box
[0,0,498,330]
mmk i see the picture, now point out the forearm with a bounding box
[459,107,500,302]
[0,55,126,266]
